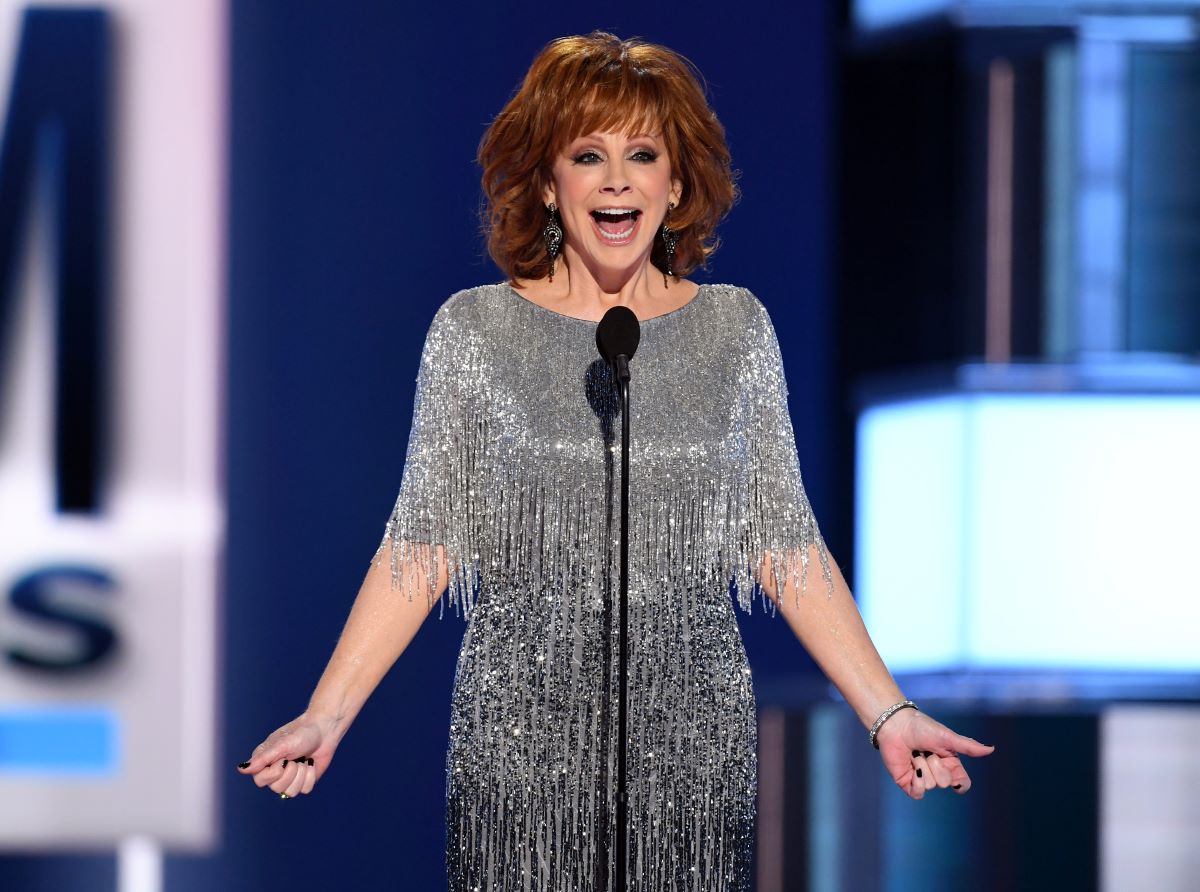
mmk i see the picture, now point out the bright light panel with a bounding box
[856,392,1200,672]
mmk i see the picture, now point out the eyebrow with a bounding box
[570,132,662,145]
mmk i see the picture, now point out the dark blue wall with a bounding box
[0,2,835,888]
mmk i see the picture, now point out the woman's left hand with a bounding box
[873,708,995,800]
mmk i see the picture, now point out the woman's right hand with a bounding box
[236,712,341,799]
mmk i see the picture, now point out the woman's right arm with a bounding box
[236,542,449,798]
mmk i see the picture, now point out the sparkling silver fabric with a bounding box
[373,282,833,891]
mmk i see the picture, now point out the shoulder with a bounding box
[421,282,516,340]
[700,282,775,333]
[429,283,508,325]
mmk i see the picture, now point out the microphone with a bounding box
[596,306,641,383]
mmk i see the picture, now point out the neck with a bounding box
[554,248,676,309]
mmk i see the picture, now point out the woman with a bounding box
[238,32,994,890]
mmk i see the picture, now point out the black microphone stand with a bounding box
[597,307,639,892]
[613,352,631,892]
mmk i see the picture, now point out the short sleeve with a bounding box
[371,300,478,613]
[737,291,834,608]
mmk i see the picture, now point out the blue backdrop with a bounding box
[0,1,837,888]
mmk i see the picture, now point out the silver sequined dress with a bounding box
[373,282,833,891]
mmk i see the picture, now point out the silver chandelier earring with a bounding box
[543,202,563,282]
[660,201,678,287]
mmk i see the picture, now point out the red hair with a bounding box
[477,32,739,283]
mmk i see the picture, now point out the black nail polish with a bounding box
[953,784,962,789]
[237,761,250,769]
[282,759,288,766]
[307,757,315,766]
[911,750,920,758]
[916,768,923,778]
[923,751,932,757]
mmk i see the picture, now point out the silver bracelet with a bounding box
[869,699,917,749]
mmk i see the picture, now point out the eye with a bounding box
[570,148,659,165]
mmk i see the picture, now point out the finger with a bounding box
[242,743,281,775]
[926,754,953,788]
[940,757,972,794]
[252,759,288,788]
[950,766,972,794]
[910,748,932,783]
[943,731,994,758]
[920,760,936,791]
[907,774,925,800]
[241,741,288,775]
[909,748,934,789]
[300,758,317,795]
[244,727,308,774]
[933,753,969,784]
[269,759,300,795]
[903,764,926,801]
[284,762,307,798]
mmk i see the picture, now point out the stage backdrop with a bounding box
[0,1,835,889]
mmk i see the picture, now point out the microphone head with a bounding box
[596,305,641,364]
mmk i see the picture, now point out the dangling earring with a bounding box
[660,201,678,288]
[543,202,563,282]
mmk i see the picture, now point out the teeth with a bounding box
[591,208,639,240]
[596,218,637,239]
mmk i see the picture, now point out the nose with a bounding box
[601,157,631,196]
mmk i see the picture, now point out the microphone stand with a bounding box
[597,307,639,892]
[613,353,631,892]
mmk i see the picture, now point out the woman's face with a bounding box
[543,129,683,284]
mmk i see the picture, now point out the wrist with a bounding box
[303,702,353,742]
[868,699,918,749]
[845,677,907,732]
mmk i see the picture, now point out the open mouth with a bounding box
[590,208,642,241]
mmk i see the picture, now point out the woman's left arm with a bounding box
[757,544,995,800]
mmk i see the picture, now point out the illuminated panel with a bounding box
[0,0,224,849]
[854,0,951,31]
[855,396,967,671]
[854,0,1200,32]
[856,391,1200,672]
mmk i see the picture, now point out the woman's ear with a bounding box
[670,178,684,208]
